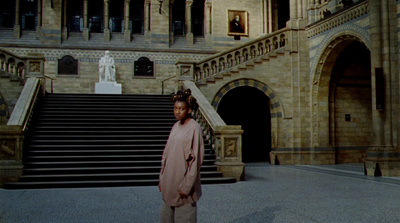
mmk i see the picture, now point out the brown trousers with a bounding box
[160,201,197,223]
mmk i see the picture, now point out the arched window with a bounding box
[88,0,104,32]
[192,0,204,37]
[20,0,38,30]
[67,0,83,32]
[0,0,15,28]
[172,0,185,36]
[58,55,78,75]
[134,57,154,77]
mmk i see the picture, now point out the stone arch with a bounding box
[211,78,283,149]
[311,34,371,148]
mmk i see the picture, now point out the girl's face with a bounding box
[174,101,191,122]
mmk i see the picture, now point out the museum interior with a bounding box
[1,0,400,189]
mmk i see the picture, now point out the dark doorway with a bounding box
[109,0,124,33]
[88,0,104,32]
[277,0,289,30]
[172,0,185,36]
[192,0,204,36]
[20,0,38,30]
[1,0,16,29]
[217,86,271,163]
[67,0,83,32]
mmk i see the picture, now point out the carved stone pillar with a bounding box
[0,126,24,188]
[186,0,193,45]
[36,0,42,39]
[144,0,151,42]
[214,126,245,181]
[104,0,110,42]
[83,0,89,41]
[14,0,21,38]
[176,58,195,82]
[124,0,131,42]
[205,0,212,45]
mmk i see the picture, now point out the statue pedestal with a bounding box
[95,82,122,94]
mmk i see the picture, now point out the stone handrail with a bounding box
[183,81,244,181]
[0,48,45,81]
[0,77,45,187]
[7,78,45,131]
[176,28,289,84]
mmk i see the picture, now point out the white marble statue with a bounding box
[99,50,116,82]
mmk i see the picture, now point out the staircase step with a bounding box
[4,177,236,189]
[29,135,169,140]
[23,159,217,168]
[4,93,235,189]
[24,154,216,162]
[21,165,218,175]
[18,171,223,182]
[31,130,172,135]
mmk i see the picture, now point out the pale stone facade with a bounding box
[1,0,400,177]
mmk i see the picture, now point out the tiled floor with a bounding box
[1,163,400,223]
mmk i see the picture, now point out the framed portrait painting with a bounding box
[227,10,248,36]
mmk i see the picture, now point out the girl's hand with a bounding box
[179,190,188,199]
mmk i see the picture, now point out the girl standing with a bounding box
[159,89,204,223]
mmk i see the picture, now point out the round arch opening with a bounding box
[217,86,271,163]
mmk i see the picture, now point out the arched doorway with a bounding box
[217,86,271,163]
[329,41,371,163]
[313,36,372,164]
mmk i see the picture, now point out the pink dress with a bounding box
[159,119,205,207]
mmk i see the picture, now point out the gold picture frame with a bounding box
[227,10,248,36]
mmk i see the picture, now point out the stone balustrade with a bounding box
[183,81,245,181]
[176,28,289,84]
[307,0,369,38]
[0,48,45,81]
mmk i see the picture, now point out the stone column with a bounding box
[62,0,68,41]
[104,0,110,42]
[290,0,298,20]
[365,0,399,176]
[262,0,268,34]
[297,0,303,19]
[14,0,21,38]
[124,0,131,42]
[186,0,194,45]
[83,0,89,41]
[36,0,42,39]
[307,0,316,24]
[268,0,272,33]
[144,0,151,42]
[204,0,212,45]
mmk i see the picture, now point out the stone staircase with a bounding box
[4,93,235,189]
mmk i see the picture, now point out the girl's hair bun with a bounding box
[171,89,199,110]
